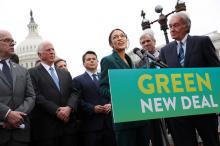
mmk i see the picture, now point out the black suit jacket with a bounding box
[159,35,220,68]
[72,72,112,132]
[29,64,78,140]
[159,35,220,146]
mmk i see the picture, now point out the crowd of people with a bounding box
[0,11,220,146]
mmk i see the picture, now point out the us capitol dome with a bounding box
[15,10,43,68]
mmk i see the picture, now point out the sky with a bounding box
[0,0,220,77]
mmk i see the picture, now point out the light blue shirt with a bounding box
[86,70,98,80]
[41,62,58,78]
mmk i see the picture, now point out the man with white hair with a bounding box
[137,30,160,68]
[136,31,165,146]
[29,41,78,146]
[160,12,220,146]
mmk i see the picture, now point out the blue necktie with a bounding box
[49,67,60,90]
[1,60,13,86]
[178,42,184,67]
[92,74,99,86]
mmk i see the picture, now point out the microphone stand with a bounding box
[149,60,170,146]
[136,48,170,145]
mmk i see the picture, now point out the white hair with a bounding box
[37,40,52,53]
[140,29,156,42]
[170,11,191,33]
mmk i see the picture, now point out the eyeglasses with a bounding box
[0,38,16,46]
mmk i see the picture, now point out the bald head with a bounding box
[0,30,12,40]
[37,41,56,66]
[0,29,14,59]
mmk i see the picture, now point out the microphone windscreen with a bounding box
[141,49,146,54]
[133,48,140,54]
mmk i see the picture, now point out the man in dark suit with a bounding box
[72,51,116,146]
[29,41,78,146]
[159,12,220,146]
[0,29,35,146]
[54,58,68,71]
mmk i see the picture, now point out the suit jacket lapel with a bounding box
[0,70,11,87]
[113,51,132,69]
[184,35,193,67]
[10,62,17,90]
[0,61,15,88]
[38,64,60,92]
[171,42,182,67]
[84,72,99,91]
[56,68,63,93]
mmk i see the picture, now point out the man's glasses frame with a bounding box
[0,38,16,46]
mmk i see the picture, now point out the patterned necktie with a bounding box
[0,60,13,85]
[178,42,184,67]
[92,74,99,86]
[49,67,60,90]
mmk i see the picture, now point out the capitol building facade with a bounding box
[208,31,220,58]
[15,11,43,68]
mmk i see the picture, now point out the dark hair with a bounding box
[10,53,19,64]
[54,58,66,66]
[108,28,127,46]
[82,51,97,63]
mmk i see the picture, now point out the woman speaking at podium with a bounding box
[100,28,150,146]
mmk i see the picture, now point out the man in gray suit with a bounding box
[0,29,35,146]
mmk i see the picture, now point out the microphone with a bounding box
[141,49,159,61]
[133,48,144,60]
[133,48,150,67]
[141,49,168,68]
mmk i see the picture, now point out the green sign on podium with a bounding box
[109,68,220,123]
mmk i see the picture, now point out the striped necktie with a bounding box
[178,42,184,67]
